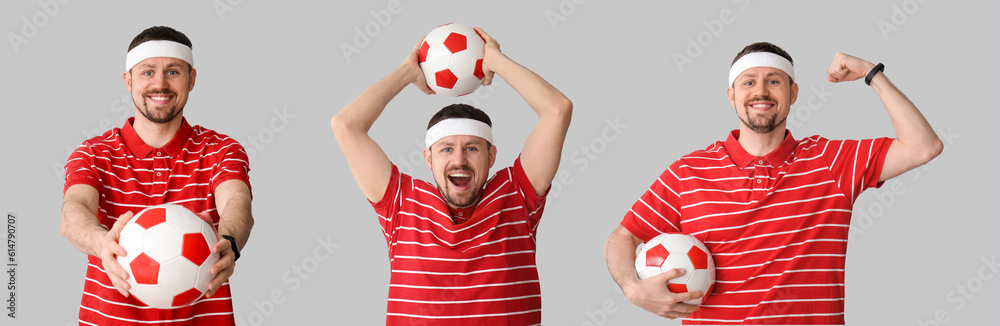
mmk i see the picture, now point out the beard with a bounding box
[439,166,483,208]
[441,186,482,208]
[739,95,786,134]
[137,90,182,124]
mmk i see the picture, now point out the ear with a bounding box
[423,148,432,170]
[188,68,197,91]
[123,71,132,92]
[727,86,736,108]
[488,145,497,168]
[789,82,799,105]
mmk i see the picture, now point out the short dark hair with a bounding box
[427,104,492,130]
[732,42,793,66]
[128,26,192,52]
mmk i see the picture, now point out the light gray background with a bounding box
[1,0,996,325]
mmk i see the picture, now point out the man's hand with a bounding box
[97,211,134,297]
[404,38,434,95]
[474,27,502,86]
[205,236,236,298]
[826,52,876,83]
[625,268,705,319]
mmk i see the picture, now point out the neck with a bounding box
[736,125,786,157]
[132,114,184,148]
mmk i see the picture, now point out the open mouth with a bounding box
[146,93,174,104]
[747,102,775,111]
[448,172,472,189]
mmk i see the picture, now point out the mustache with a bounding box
[142,89,176,97]
[744,96,776,105]
[446,166,473,174]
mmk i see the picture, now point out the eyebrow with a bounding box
[436,140,484,148]
[742,71,783,79]
[137,62,186,69]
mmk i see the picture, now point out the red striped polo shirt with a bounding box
[64,117,250,326]
[621,130,891,324]
[373,157,546,325]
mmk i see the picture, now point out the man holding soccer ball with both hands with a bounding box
[60,26,253,325]
[332,26,572,324]
[604,42,942,324]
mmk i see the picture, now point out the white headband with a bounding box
[728,52,794,87]
[425,118,494,149]
[125,40,194,72]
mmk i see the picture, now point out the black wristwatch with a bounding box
[222,235,241,261]
[865,63,884,86]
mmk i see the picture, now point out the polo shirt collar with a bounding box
[724,129,798,167]
[120,117,193,158]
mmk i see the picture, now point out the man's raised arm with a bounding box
[475,27,573,197]
[331,41,433,203]
[826,52,943,182]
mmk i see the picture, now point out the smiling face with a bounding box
[423,135,497,209]
[727,66,798,135]
[124,56,196,124]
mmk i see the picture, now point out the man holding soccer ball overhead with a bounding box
[604,42,942,323]
[60,26,253,325]
[331,26,572,324]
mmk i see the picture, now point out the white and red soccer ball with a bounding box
[117,204,220,308]
[417,22,486,97]
[635,233,716,305]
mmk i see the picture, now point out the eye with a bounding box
[441,147,453,153]
[465,147,478,152]
[167,70,179,75]
[767,79,779,85]
[743,80,754,86]
[142,70,153,76]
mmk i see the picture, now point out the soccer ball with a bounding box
[417,22,486,97]
[635,233,716,305]
[116,204,220,308]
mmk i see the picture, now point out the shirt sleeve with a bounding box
[210,138,252,195]
[509,157,547,234]
[64,142,101,194]
[820,137,893,204]
[371,164,404,246]
[619,161,685,242]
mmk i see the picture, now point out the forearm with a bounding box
[60,201,106,257]
[605,225,643,296]
[216,190,253,250]
[869,71,943,181]
[870,73,941,152]
[332,64,418,135]
[490,54,573,121]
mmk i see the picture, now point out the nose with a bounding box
[751,81,769,97]
[150,71,168,89]
[454,150,469,164]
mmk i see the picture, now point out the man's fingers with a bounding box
[481,71,495,86]
[205,266,233,298]
[653,268,686,282]
[211,238,229,254]
[104,263,131,297]
[111,211,134,231]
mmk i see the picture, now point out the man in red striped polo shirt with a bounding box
[60,26,253,325]
[604,42,943,324]
[331,27,572,324]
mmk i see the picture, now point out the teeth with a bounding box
[449,173,471,177]
[151,96,169,101]
[751,103,771,108]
